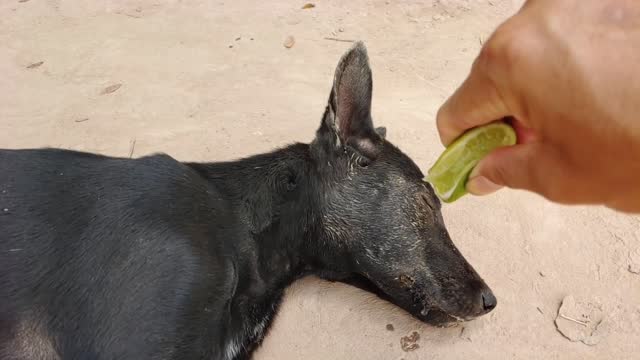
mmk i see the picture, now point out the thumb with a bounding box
[466,143,562,197]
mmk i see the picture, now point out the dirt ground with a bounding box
[2,0,639,359]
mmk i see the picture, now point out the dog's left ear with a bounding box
[315,42,382,159]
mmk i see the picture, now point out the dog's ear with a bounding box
[314,42,382,159]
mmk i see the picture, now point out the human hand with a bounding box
[436,0,640,212]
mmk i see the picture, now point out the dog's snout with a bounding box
[480,288,497,312]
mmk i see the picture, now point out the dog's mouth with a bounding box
[417,307,468,327]
[339,273,464,327]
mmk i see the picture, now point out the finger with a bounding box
[509,117,538,144]
[466,143,566,200]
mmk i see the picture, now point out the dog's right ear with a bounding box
[313,42,382,160]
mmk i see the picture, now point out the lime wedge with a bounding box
[426,122,516,203]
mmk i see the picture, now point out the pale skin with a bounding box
[436,0,640,213]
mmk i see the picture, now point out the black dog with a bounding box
[0,42,496,360]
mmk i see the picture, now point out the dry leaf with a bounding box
[26,61,43,69]
[101,83,122,95]
[283,36,295,49]
[302,3,315,9]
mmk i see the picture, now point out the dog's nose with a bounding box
[481,289,497,312]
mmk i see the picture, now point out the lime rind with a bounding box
[426,122,516,203]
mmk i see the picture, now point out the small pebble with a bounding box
[283,36,295,49]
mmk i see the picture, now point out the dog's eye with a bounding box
[357,157,371,168]
[420,193,436,211]
[286,174,297,191]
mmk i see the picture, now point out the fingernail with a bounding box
[466,164,502,195]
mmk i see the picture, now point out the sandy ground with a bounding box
[2,0,640,359]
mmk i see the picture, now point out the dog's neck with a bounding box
[187,143,324,283]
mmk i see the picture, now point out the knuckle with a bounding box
[435,106,447,128]
[478,18,539,77]
[435,106,452,131]
[435,108,448,142]
[435,100,460,145]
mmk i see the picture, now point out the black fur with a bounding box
[0,43,495,360]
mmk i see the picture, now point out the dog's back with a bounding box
[0,149,237,359]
